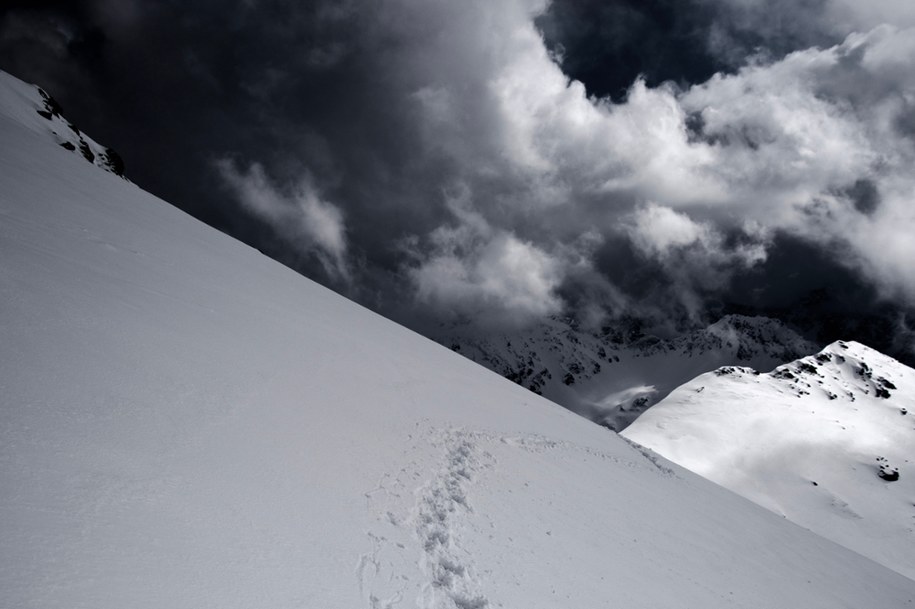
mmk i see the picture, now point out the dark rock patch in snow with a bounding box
[877,457,900,482]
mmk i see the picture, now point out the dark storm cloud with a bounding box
[1,0,444,295]
[536,0,730,100]
[843,179,880,216]
[2,0,915,359]
[725,234,915,359]
[535,0,850,100]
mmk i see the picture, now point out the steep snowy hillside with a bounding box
[445,314,815,430]
[3,69,914,608]
[0,71,125,176]
[624,340,915,580]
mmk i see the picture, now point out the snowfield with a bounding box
[2,69,914,608]
[624,340,915,581]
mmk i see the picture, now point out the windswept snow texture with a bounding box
[624,340,915,580]
[446,314,815,430]
[2,70,914,607]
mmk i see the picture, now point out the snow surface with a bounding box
[2,69,915,608]
[624,340,915,580]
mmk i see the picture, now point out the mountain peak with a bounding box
[0,70,125,177]
[767,339,904,402]
[623,339,915,579]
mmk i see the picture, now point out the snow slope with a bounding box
[0,71,125,177]
[623,340,915,580]
[2,69,914,608]
[445,314,815,430]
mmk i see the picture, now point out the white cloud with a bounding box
[626,203,768,317]
[629,203,715,259]
[407,187,563,325]
[675,27,915,302]
[215,159,350,282]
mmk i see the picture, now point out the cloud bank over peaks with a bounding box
[400,5,915,322]
[160,6,915,330]
[5,0,914,348]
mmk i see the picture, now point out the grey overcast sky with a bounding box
[2,0,915,360]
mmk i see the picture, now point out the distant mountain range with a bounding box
[442,313,816,430]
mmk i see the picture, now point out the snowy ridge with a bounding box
[2,69,915,607]
[445,314,815,430]
[624,340,915,580]
[0,71,125,177]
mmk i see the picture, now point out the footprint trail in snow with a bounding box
[414,430,493,609]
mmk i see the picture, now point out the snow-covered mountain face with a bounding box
[444,314,816,430]
[623,340,915,580]
[3,69,914,607]
[0,72,125,177]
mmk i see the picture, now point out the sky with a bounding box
[2,0,915,359]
